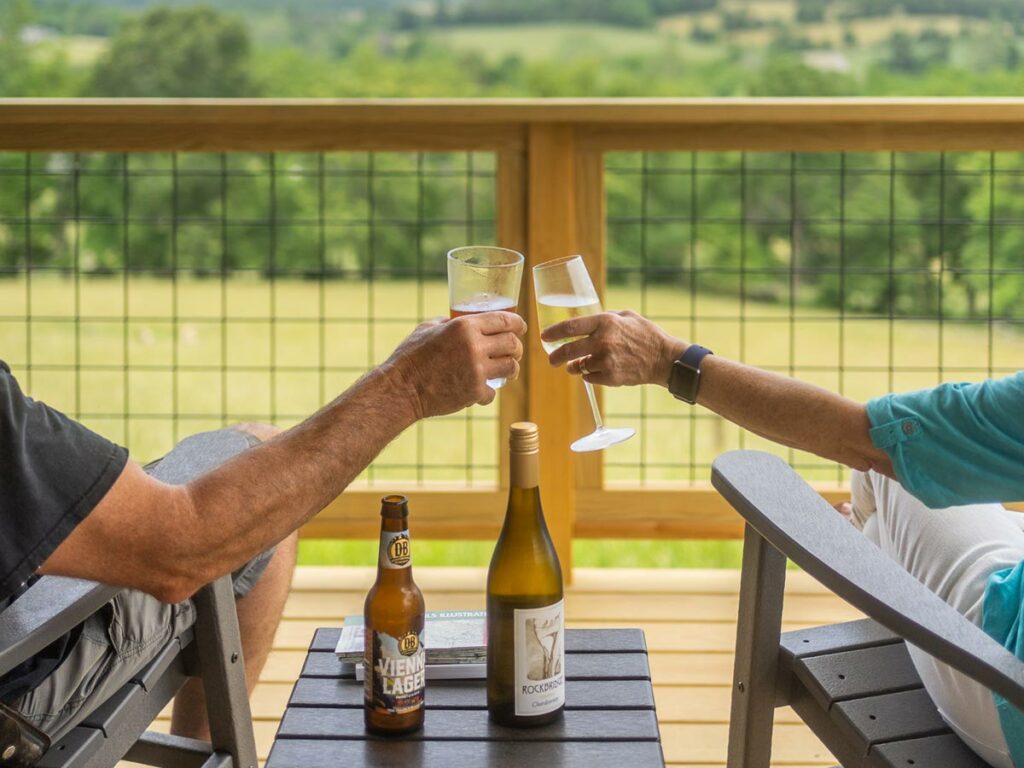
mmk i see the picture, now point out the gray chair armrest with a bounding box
[711,449,1024,712]
[0,578,118,678]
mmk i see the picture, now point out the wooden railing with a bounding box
[4,98,1024,578]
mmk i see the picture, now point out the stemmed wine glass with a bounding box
[533,255,636,452]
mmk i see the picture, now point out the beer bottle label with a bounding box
[513,600,565,716]
[380,529,412,569]
[364,628,426,716]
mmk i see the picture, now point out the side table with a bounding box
[267,627,666,768]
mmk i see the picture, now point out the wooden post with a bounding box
[497,146,530,490]
[525,125,579,582]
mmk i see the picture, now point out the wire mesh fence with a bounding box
[0,150,498,485]
[604,150,1024,484]
[3,146,1021,489]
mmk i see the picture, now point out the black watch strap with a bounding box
[668,344,713,405]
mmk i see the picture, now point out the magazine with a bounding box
[347,661,486,681]
[334,610,486,665]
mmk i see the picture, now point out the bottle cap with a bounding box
[380,494,409,518]
[509,422,540,454]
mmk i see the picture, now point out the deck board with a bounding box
[145,565,850,766]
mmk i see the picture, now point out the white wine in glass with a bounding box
[533,256,636,453]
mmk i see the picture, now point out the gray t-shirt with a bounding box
[0,360,128,700]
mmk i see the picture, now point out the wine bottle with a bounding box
[486,422,565,726]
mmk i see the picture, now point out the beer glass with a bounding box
[447,246,525,390]
[533,255,636,452]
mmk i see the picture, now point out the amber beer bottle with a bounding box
[364,495,426,735]
[486,422,565,726]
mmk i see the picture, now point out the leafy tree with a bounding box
[89,6,256,96]
[796,0,825,24]
[0,0,34,93]
[885,31,922,74]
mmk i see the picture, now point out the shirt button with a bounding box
[902,421,915,435]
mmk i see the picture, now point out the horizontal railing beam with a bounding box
[306,486,1024,542]
[6,98,1024,152]
[577,122,1024,152]
[8,97,1024,124]
[302,489,508,540]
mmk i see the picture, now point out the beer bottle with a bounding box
[364,495,426,735]
[486,422,565,726]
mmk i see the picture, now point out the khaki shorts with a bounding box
[10,428,275,739]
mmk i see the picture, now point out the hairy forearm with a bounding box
[177,365,418,588]
[694,355,892,475]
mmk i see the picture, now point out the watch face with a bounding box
[670,361,700,404]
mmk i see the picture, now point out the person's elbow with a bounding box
[838,438,895,480]
[144,487,219,604]
[42,464,218,605]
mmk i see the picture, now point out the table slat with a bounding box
[289,677,655,710]
[311,627,647,654]
[301,651,651,680]
[267,737,665,768]
[277,707,660,742]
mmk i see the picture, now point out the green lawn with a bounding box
[421,23,685,63]
[3,274,1020,567]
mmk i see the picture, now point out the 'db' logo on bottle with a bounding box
[387,534,411,567]
[399,631,420,656]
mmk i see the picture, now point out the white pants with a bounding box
[850,470,1022,768]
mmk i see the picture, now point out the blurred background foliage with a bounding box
[4,0,1024,320]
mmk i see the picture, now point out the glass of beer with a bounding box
[533,254,636,452]
[448,246,525,390]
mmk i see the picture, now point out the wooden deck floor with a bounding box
[151,565,862,766]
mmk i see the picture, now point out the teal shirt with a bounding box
[866,371,1024,762]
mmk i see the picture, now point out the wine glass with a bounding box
[533,255,636,452]
[448,246,524,390]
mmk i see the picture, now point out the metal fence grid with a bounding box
[0,150,498,485]
[604,150,1024,484]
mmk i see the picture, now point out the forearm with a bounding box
[544,311,894,478]
[179,365,417,584]
[694,354,893,475]
[46,364,418,602]
[45,312,526,603]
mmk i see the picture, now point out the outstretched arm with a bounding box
[43,312,526,603]
[542,310,894,478]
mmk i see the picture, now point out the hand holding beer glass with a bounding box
[447,246,525,390]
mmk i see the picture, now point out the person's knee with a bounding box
[231,422,280,443]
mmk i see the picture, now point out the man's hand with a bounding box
[542,310,685,388]
[385,311,527,419]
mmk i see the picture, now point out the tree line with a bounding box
[2,3,1023,323]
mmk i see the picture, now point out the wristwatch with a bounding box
[667,344,713,404]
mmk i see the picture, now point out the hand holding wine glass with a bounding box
[533,255,636,452]
[543,310,687,389]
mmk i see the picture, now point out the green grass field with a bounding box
[422,23,689,63]
[3,275,1020,568]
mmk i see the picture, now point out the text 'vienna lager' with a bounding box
[364,495,426,735]
[487,422,565,726]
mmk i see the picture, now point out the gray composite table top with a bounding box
[266,627,666,768]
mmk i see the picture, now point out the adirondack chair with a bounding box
[711,450,1024,768]
[1,429,260,768]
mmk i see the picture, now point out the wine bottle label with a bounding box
[513,599,565,717]
[379,529,412,569]
[364,628,426,716]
